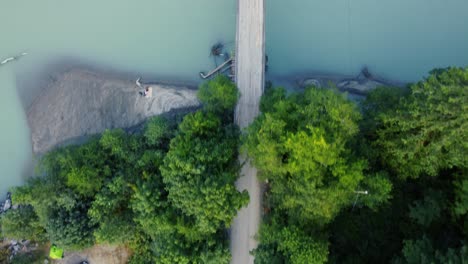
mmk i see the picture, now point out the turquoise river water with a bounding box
[1,0,467,198]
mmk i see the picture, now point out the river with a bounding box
[1,0,467,198]
[266,0,468,81]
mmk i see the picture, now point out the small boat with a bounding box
[0,57,14,65]
[0,52,28,65]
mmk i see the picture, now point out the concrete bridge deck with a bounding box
[230,0,265,263]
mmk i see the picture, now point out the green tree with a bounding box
[197,75,239,112]
[37,138,108,197]
[358,171,393,210]
[161,111,248,234]
[396,237,468,264]
[0,206,45,241]
[453,170,468,217]
[0,247,9,263]
[12,177,77,226]
[408,190,446,228]
[253,212,329,264]
[46,201,95,250]
[360,86,408,138]
[131,170,232,264]
[144,116,172,147]
[245,86,391,224]
[88,176,136,244]
[375,67,468,178]
[10,250,46,264]
[328,68,468,263]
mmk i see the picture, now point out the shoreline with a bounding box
[22,60,405,155]
[25,64,201,155]
[15,57,201,111]
[266,67,406,95]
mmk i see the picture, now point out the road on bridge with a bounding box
[230,0,265,263]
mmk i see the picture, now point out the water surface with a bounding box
[267,0,468,81]
[0,69,32,198]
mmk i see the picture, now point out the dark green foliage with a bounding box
[408,190,446,228]
[46,201,95,250]
[150,231,231,264]
[374,67,468,179]
[249,68,468,262]
[12,177,79,227]
[88,176,136,244]
[34,129,139,198]
[360,86,408,137]
[328,68,468,263]
[144,116,172,147]
[453,169,468,219]
[330,205,404,263]
[197,75,239,112]
[330,171,467,263]
[10,250,46,264]
[396,237,468,264]
[358,171,393,210]
[247,86,393,263]
[126,231,154,264]
[245,86,391,225]
[253,212,328,264]
[0,247,9,263]
[161,111,248,234]
[40,138,108,197]
[0,206,45,242]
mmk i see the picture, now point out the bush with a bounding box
[0,206,45,242]
[10,250,46,264]
[144,116,171,147]
[197,75,239,112]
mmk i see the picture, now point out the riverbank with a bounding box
[23,61,403,156]
[27,66,201,154]
[267,67,405,97]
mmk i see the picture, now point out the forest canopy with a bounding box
[246,67,467,263]
[1,75,246,263]
[1,66,466,263]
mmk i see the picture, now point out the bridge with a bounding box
[230,0,265,263]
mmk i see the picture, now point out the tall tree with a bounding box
[161,111,248,234]
[374,67,468,178]
[46,200,95,250]
[253,211,329,264]
[245,86,391,224]
[197,75,239,113]
[88,176,136,244]
[0,206,45,242]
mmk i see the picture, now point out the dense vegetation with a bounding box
[0,75,247,263]
[1,67,466,263]
[246,67,467,263]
